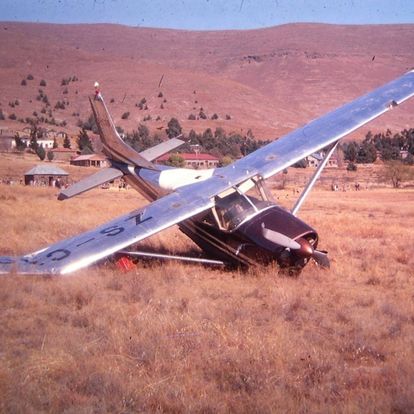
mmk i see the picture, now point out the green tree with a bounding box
[47,150,54,162]
[53,138,58,149]
[63,135,71,149]
[345,142,358,162]
[77,128,93,152]
[36,146,46,160]
[14,133,26,151]
[29,125,41,151]
[356,142,377,163]
[166,154,185,168]
[166,117,182,139]
[220,156,233,167]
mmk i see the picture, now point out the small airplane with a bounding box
[1,70,414,275]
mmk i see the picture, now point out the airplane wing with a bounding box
[223,70,414,181]
[0,189,213,275]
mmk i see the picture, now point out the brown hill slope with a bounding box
[0,22,413,139]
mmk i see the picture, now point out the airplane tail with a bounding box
[58,91,185,201]
[89,95,156,169]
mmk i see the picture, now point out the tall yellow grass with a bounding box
[0,178,413,412]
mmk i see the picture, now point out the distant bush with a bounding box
[225,114,231,120]
[188,114,196,120]
[211,113,219,120]
[8,113,17,120]
[54,100,66,110]
[110,98,115,103]
[347,162,357,171]
[0,110,4,120]
[62,88,68,94]
[158,92,163,98]
[39,79,47,87]
[199,110,207,120]
[27,74,34,80]
[137,98,147,110]
[121,112,130,120]
[21,79,27,86]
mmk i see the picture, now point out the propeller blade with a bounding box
[262,225,301,250]
[312,250,330,268]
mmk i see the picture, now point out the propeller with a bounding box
[261,224,301,250]
[261,224,330,268]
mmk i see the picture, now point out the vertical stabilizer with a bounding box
[89,95,157,170]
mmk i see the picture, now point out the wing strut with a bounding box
[291,141,339,216]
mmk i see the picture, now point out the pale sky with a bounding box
[2,0,414,30]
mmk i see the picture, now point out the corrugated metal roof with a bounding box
[25,165,69,176]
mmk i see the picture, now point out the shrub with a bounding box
[188,114,196,120]
[47,150,54,161]
[62,88,68,94]
[0,110,4,120]
[39,79,47,87]
[121,112,130,120]
[54,101,66,110]
[211,113,219,120]
[158,92,163,98]
[199,110,207,120]
[21,79,27,86]
[226,114,231,120]
[8,113,17,120]
[347,162,357,171]
[27,74,34,80]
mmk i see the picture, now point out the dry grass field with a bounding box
[0,169,413,413]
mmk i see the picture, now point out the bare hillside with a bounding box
[0,22,413,139]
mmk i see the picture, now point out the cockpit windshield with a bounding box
[213,176,274,231]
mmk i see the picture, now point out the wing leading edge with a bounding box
[0,189,213,275]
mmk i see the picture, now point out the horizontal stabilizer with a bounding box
[139,137,185,161]
[58,167,123,200]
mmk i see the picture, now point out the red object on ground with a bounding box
[116,256,135,272]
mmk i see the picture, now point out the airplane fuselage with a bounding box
[122,163,320,271]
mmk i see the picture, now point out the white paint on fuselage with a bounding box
[158,167,216,191]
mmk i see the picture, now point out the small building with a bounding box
[307,152,338,168]
[24,165,69,187]
[50,147,79,162]
[156,152,220,169]
[21,137,55,149]
[0,134,15,151]
[70,153,109,168]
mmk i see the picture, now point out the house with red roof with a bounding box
[156,152,220,169]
